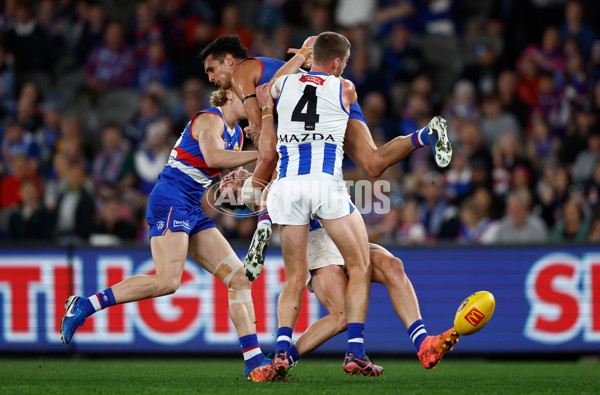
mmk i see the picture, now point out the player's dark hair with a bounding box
[313,31,351,65]
[198,35,248,63]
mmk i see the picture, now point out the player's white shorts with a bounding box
[266,175,355,225]
[307,227,345,293]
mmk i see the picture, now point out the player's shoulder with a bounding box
[338,77,356,93]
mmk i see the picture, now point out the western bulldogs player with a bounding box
[60,89,272,380]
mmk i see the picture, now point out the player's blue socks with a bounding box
[257,210,271,227]
[79,288,117,317]
[288,343,300,365]
[410,126,430,148]
[239,334,264,370]
[347,322,365,358]
[408,319,429,351]
[276,326,293,353]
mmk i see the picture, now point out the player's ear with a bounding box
[225,53,235,67]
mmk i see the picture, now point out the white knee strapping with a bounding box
[212,254,242,287]
[228,288,253,304]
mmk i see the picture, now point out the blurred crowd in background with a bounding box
[1,0,600,246]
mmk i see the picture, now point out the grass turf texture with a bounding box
[1,358,599,394]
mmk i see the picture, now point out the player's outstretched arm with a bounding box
[194,113,258,169]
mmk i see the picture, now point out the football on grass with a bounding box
[454,291,495,335]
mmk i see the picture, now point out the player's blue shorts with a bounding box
[146,188,215,239]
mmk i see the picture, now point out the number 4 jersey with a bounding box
[275,71,349,181]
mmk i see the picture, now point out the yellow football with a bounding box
[454,291,495,336]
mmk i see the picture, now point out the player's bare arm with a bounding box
[231,59,263,141]
[249,81,279,189]
[194,113,258,169]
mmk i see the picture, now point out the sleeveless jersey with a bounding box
[160,107,243,200]
[238,56,286,87]
[275,71,349,180]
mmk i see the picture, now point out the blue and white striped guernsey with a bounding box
[274,72,349,180]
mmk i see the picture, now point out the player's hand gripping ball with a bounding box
[454,291,495,335]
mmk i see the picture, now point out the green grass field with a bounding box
[1,357,599,394]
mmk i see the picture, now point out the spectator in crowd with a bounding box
[560,102,596,168]
[71,0,106,68]
[8,179,52,239]
[560,0,597,59]
[496,69,530,127]
[44,151,70,211]
[486,189,548,244]
[572,126,600,183]
[533,70,566,134]
[518,26,565,75]
[457,198,495,244]
[213,4,252,48]
[584,162,600,211]
[461,43,501,96]
[36,103,60,174]
[133,119,170,196]
[124,92,164,149]
[91,126,136,190]
[443,147,472,204]
[0,46,15,116]
[373,0,417,36]
[550,196,589,242]
[93,195,137,240]
[459,121,493,178]
[417,171,459,241]
[443,79,480,137]
[1,153,42,209]
[135,39,175,91]
[381,24,422,93]
[84,22,136,98]
[527,117,560,173]
[1,1,51,74]
[53,162,95,242]
[128,0,162,61]
[397,198,426,245]
[479,93,521,150]
[335,0,375,28]
[538,163,571,228]
[1,120,40,174]
[516,55,540,108]
[491,132,533,199]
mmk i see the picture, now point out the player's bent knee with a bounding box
[382,256,405,274]
[157,277,180,296]
[228,270,252,291]
[334,312,348,333]
[212,253,243,287]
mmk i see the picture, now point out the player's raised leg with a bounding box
[369,244,459,369]
[344,115,452,178]
[269,223,310,381]
[187,227,271,380]
[60,230,189,344]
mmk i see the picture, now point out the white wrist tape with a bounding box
[241,176,261,212]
